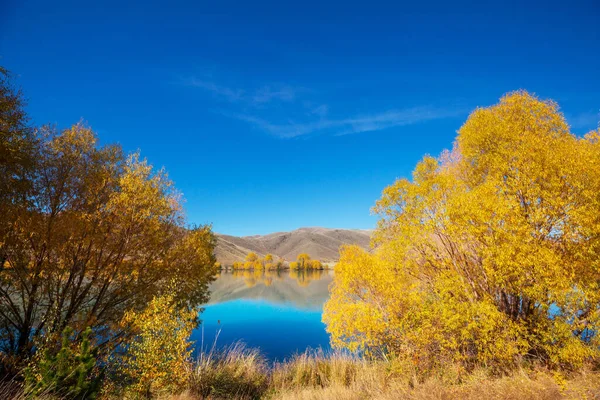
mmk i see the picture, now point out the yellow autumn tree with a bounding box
[243,252,259,269]
[324,91,600,373]
[296,253,311,269]
[232,261,243,270]
[119,292,196,397]
[0,111,215,358]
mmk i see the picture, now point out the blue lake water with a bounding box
[191,269,332,361]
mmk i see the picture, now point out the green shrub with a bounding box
[25,327,101,399]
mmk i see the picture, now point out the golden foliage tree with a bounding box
[245,252,259,262]
[296,253,311,269]
[232,252,285,271]
[232,261,243,269]
[324,91,600,372]
[288,254,323,270]
[119,292,196,397]
[0,76,216,359]
[243,252,260,269]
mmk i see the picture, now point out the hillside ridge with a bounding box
[215,227,371,265]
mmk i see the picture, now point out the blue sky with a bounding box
[1,0,599,235]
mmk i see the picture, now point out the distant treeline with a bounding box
[219,252,329,271]
[221,268,327,288]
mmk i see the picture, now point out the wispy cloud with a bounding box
[182,75,465,139]
[229,106,465,139]
[252,86,296,104]
[184,77,298,106]
[308,104,329,117]
[187,78,245,102]
[334,107,464,136]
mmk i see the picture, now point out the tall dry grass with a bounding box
[271,349,385,393]
[0,379,25,400]
[182,345,600,400]
[269,360,600,400]
[271,369,600,400]
[186,342,269,399]
[3,344,599,399]
[0,378,60,400]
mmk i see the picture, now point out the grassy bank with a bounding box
[157,345,600,400]
[2,343,599,399]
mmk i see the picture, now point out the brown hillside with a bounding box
[215,227,371,265]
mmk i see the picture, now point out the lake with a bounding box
[191,269,333,361]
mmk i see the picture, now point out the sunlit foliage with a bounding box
[229,252,326,272]
[119,293,196,398]
[296,253,311,269]
[324,91,600,372]
[0,71,216,360]
[289,254,325,271]
[233,253,284,271]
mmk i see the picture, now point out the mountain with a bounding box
[215,227,371,265]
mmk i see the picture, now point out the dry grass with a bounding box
[271,350,373,391]
[0,380,25,400]
[174,346,600,400]
[271,366,600,400]
[0,378,59,400]
[186,342,269,400]
[3,346,599,399]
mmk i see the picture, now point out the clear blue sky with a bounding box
[1,0,598,236]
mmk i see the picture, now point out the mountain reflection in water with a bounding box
[191,269,333,361]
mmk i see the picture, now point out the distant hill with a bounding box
[215,227,371,265]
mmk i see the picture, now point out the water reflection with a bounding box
[220,268,327,288]
[193,269,333,360]
[208,269,332,311]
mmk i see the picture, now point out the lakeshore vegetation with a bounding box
[324,91,600,373]
[227,252,327,271]
[1,67,600,399]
